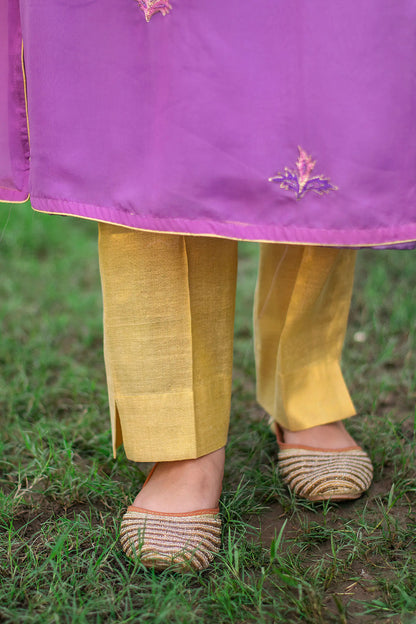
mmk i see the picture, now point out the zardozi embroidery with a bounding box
[269,147,337,200]
[136,0,172,22]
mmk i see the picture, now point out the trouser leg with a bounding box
[98,224,238,461]
[254,244,357,431]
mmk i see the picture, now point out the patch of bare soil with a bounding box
[11,499,111,538]
[325,568,402,623]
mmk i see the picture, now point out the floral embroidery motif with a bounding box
[136,0,172,22]
[269,147,337,200]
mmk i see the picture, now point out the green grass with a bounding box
[1,203,415,623]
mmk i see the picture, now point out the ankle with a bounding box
[154,446,225,481]
[280,421,357,450]
[132,447,225,513]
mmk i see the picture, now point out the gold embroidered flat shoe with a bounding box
[120,464,221,571]
[274,424,373,502]
[120,506,221,571]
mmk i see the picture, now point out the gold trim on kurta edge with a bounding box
[0,196,30,204]
[29,206,416,248]
[22,41,31,147]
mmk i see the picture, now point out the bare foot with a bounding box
[281,421,357,450]
[132,447,225,514]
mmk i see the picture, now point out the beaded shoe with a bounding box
[120,465,221,571]
[274,424,373,502]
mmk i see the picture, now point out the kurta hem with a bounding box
[31,196,416,249]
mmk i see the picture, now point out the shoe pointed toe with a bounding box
[278,447,373,501]
[120,509,221,571]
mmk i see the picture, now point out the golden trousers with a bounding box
[98,223,356,462]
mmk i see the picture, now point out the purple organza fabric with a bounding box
[1,0,416,248]
[0,1,29,203]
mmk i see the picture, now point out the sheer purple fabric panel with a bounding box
[1,1,416,248]
[0,0,29,203]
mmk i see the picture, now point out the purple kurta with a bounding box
[1,0,416,248]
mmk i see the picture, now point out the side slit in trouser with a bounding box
[98,223,356,462]
[98,224,238,461]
